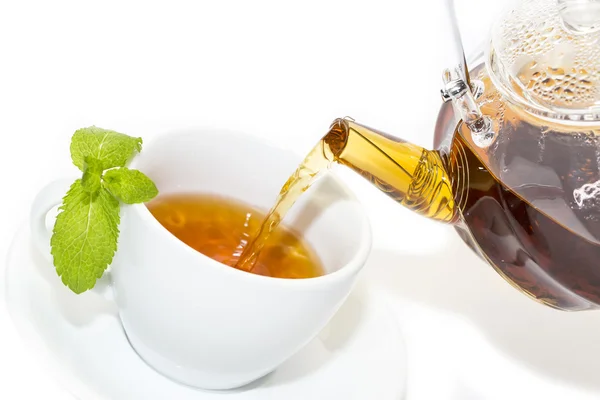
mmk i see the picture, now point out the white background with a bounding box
[3,0,600,399]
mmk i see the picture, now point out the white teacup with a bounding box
[30,129,372,390]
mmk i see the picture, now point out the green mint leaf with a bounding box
[81,156,103,193]
[51,126,157,294]
[50,180,120,294]
[103,167,159,204]
[70,126,142,171]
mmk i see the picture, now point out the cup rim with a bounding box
[127,127,372,288]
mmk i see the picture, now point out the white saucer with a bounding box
[5,226,406,400]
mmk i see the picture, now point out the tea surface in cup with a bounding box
[147,193,325,278]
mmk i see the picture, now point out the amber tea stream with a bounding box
[235,79,600,311]
[147,0,600,313]
[235,117,457,273]
[148,0,600,309]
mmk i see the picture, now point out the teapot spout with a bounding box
[324,118,460,223]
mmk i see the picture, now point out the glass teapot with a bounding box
[321,0,600,311]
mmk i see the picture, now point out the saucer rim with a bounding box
[4,224,407,400]
[5,225,103,400]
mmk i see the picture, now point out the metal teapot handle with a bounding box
[438,0,496,147]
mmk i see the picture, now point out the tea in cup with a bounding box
[30,129,371,389]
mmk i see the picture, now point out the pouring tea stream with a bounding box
[238,0,600,312]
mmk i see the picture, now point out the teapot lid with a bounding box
[489,0,600,122]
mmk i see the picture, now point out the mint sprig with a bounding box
[70,127,142,171]
[103,167,158,204]
[50,127,158,294]
[51,180,121,293]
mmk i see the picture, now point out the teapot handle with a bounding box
[437,0,496,147]
[436,0,469,87]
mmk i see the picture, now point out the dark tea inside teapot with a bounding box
[320,0,600,311]
[437,0,600,310]
[236,0,600,311]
